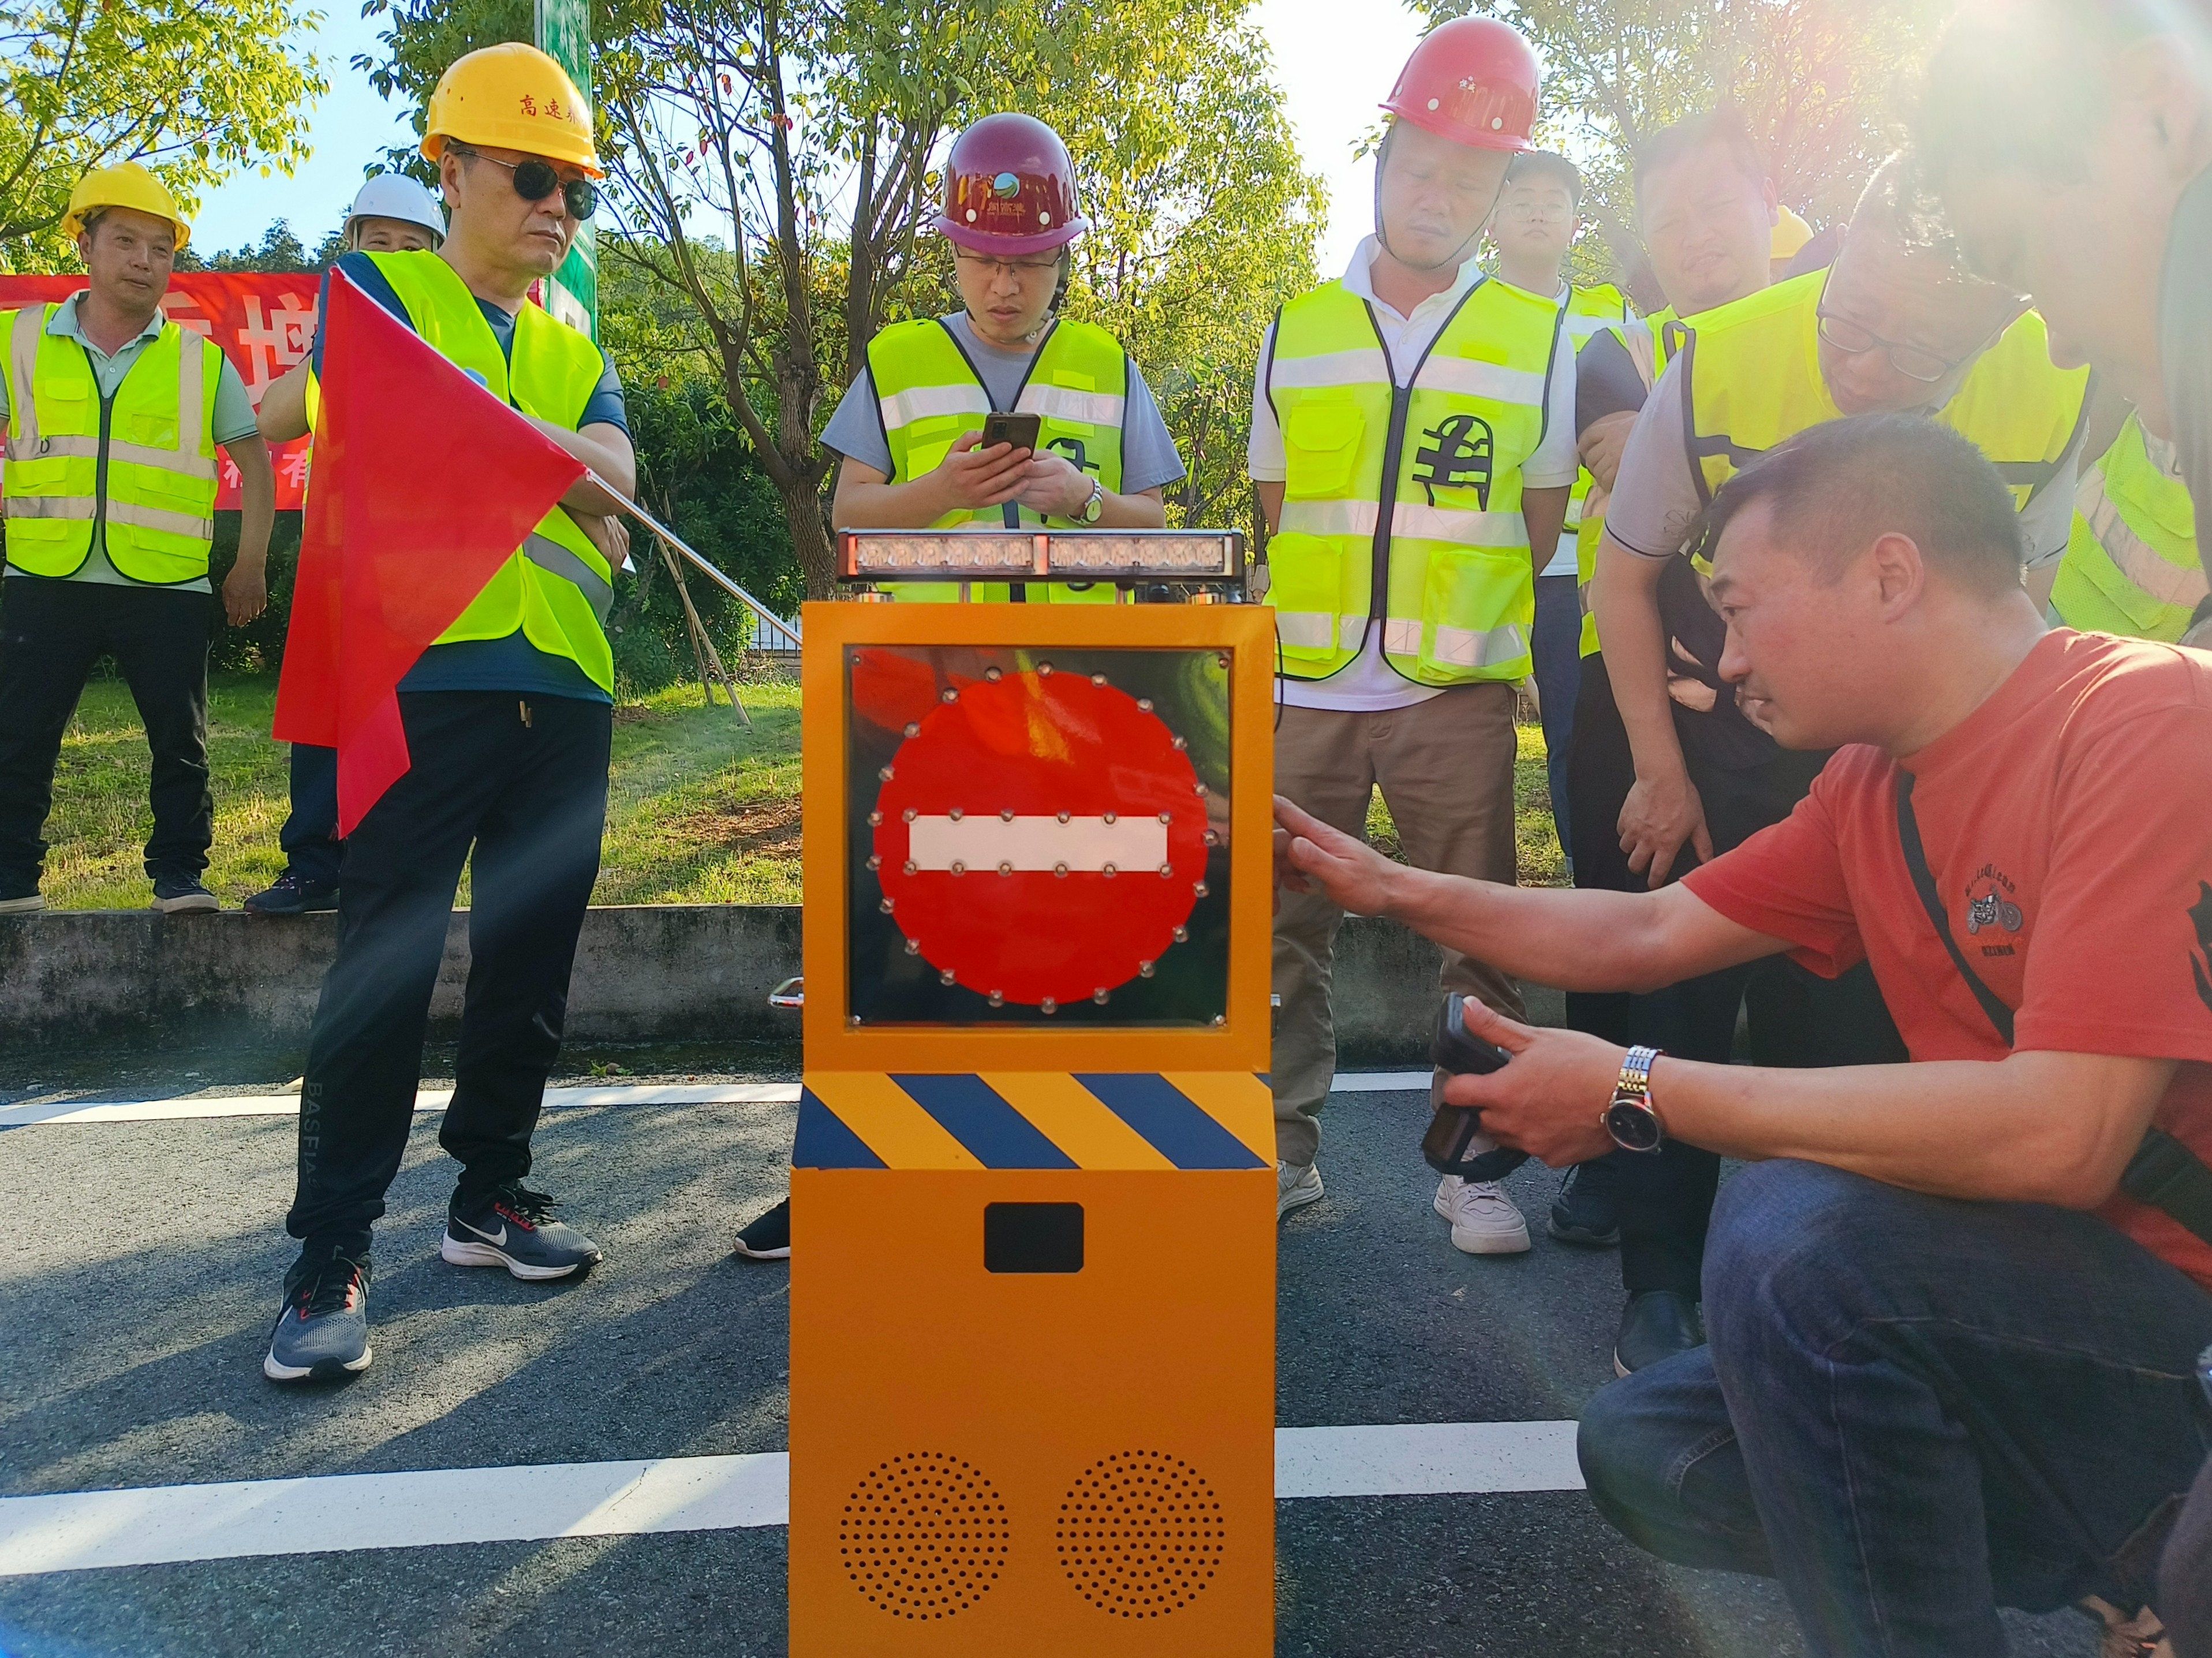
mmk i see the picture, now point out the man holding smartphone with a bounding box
[819,112,1186,600]
[730,111,1189,1260]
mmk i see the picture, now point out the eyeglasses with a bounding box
[447,145,597,222]
[1814,310,1974,384]
[954,249,1063,279]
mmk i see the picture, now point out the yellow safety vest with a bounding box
[1575,307,1687,658]
[362,251,618,690]
[2,302,222,583]
[868,316,1127,603]
[1268,275,1561,685]
[1680,270,2090,514]
[2050,412,2206,641]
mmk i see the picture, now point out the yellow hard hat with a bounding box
[62,162,190,248]
[1772,204,1814,261]
[422,43,601,177]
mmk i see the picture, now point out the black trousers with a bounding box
[286,691,611,1263]
[0,575,213,888]
[1563,655,1905,1296]
[279,743,341,888]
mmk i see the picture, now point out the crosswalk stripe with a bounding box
[0,1422,1583,1577]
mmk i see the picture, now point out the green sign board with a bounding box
[536,0,596,339]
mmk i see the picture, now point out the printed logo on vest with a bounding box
[1411,412,1494,508]
[1048,435,1101,475]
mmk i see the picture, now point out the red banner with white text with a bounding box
[0,272,319,510]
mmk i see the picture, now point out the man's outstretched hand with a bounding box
[1272,796,1400,917]
[1437,995,1623,1167]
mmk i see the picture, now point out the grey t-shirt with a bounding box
[820,313,1186,494]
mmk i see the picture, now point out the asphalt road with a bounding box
[0,1063,2098,1657]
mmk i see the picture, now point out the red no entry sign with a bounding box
[870,666,1209,1009]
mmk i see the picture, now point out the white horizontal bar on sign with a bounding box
[0,1422,1582,1576]
[907,814,1168,873]
[1274,1421,1584,1499]
[0,1082,801,1128]
[0,1452,790,1577]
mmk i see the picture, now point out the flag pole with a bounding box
[590,476,800,653]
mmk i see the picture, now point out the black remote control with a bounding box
[1421,994,1531,1181]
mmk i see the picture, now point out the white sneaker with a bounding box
[1277,1160,1324,1219]
[1433,1174,1531,1254]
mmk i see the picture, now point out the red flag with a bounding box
[272,269,586,833]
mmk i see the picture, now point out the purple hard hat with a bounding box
[935,113,1089,255]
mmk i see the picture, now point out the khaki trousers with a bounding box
[1271,685,1523,1166]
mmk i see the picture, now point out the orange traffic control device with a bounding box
[789,577,1276,1655]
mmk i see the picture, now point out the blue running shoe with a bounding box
[264,1253,372,1382]
[442,1183,603,1281]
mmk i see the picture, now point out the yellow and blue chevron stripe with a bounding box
[795,1071,1272,1171]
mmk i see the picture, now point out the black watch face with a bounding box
[1606,1097,1663,1153]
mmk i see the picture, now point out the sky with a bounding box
[189,0,1428,268]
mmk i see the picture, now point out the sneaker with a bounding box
[1277,1159,1324,1219]
[245,873,338,916]
[734,1197,791,1260]
[150,877,218,914]
[0,889,42,917]
[442,1182,603,1280]
[1613,1290,1705,1377]
[1547,1160,1622,1247]
[264,1253,372,1382]
[1433,1174,1531,1254]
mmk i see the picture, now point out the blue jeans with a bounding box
[1531,573,1581,858]
[1579,1159,2212,1656]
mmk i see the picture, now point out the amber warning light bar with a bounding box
[836,529,1246,588]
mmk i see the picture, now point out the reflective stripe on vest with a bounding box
[360,252,617,687]
[2050,413,2206,641]
[2,302,220,581]
[868,316,1129,603]
[1267,276,1560,685]
[1575,307,1680,658]
[1681,270,2090,513]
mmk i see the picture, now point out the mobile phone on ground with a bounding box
[981,412,1041,453]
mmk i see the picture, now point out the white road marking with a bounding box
[907,813,1168,873]
[0,1072,1437,1128]
[0,1083,802,1129]
[0,1422,1582,1576]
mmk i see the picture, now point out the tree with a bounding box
[181,218,345,273]
[1433,0,1953,291]
[0,0,327,271]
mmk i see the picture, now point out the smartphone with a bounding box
[981,412,1041,453]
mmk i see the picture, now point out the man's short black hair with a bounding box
[1632,108,1766,223]
[1696,413,2026,596]
[1505,150,1582,211]
[1911,0,2208,192]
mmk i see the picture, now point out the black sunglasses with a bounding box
[447,145,597,222]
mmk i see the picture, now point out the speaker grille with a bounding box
[1057,1451,1226,1618]
[840,1451,1010,1619]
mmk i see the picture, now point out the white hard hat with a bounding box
[343,174,446,244]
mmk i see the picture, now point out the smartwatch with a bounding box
[1076,477,1105,525]
[1604,1045,1665,1154]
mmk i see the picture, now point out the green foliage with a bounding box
[1434,0,1955,289]
[0,0,328,271]
[179,218,345,274]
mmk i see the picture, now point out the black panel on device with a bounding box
[1421,993,1533,1182]
[983,1202,1084,1274]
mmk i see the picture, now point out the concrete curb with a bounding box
[0,906,1557,1060]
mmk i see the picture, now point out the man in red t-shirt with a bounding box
[1275,413,2212,1655]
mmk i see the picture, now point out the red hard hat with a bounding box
[1380,17,1540,154]
[935,112,1089,255]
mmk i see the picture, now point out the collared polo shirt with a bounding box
[1,291,258,592]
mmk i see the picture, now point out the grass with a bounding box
[36,672,1565,909]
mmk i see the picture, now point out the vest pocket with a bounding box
[1283,401,1365,499]
[1415,546,1528,675]
[119,409,181,450]
[1266,531,1353,660]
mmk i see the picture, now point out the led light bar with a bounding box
[838,529,1245,585]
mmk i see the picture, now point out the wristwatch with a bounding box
[1075,477,1105,525]
[1603,1045,1666,1153]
